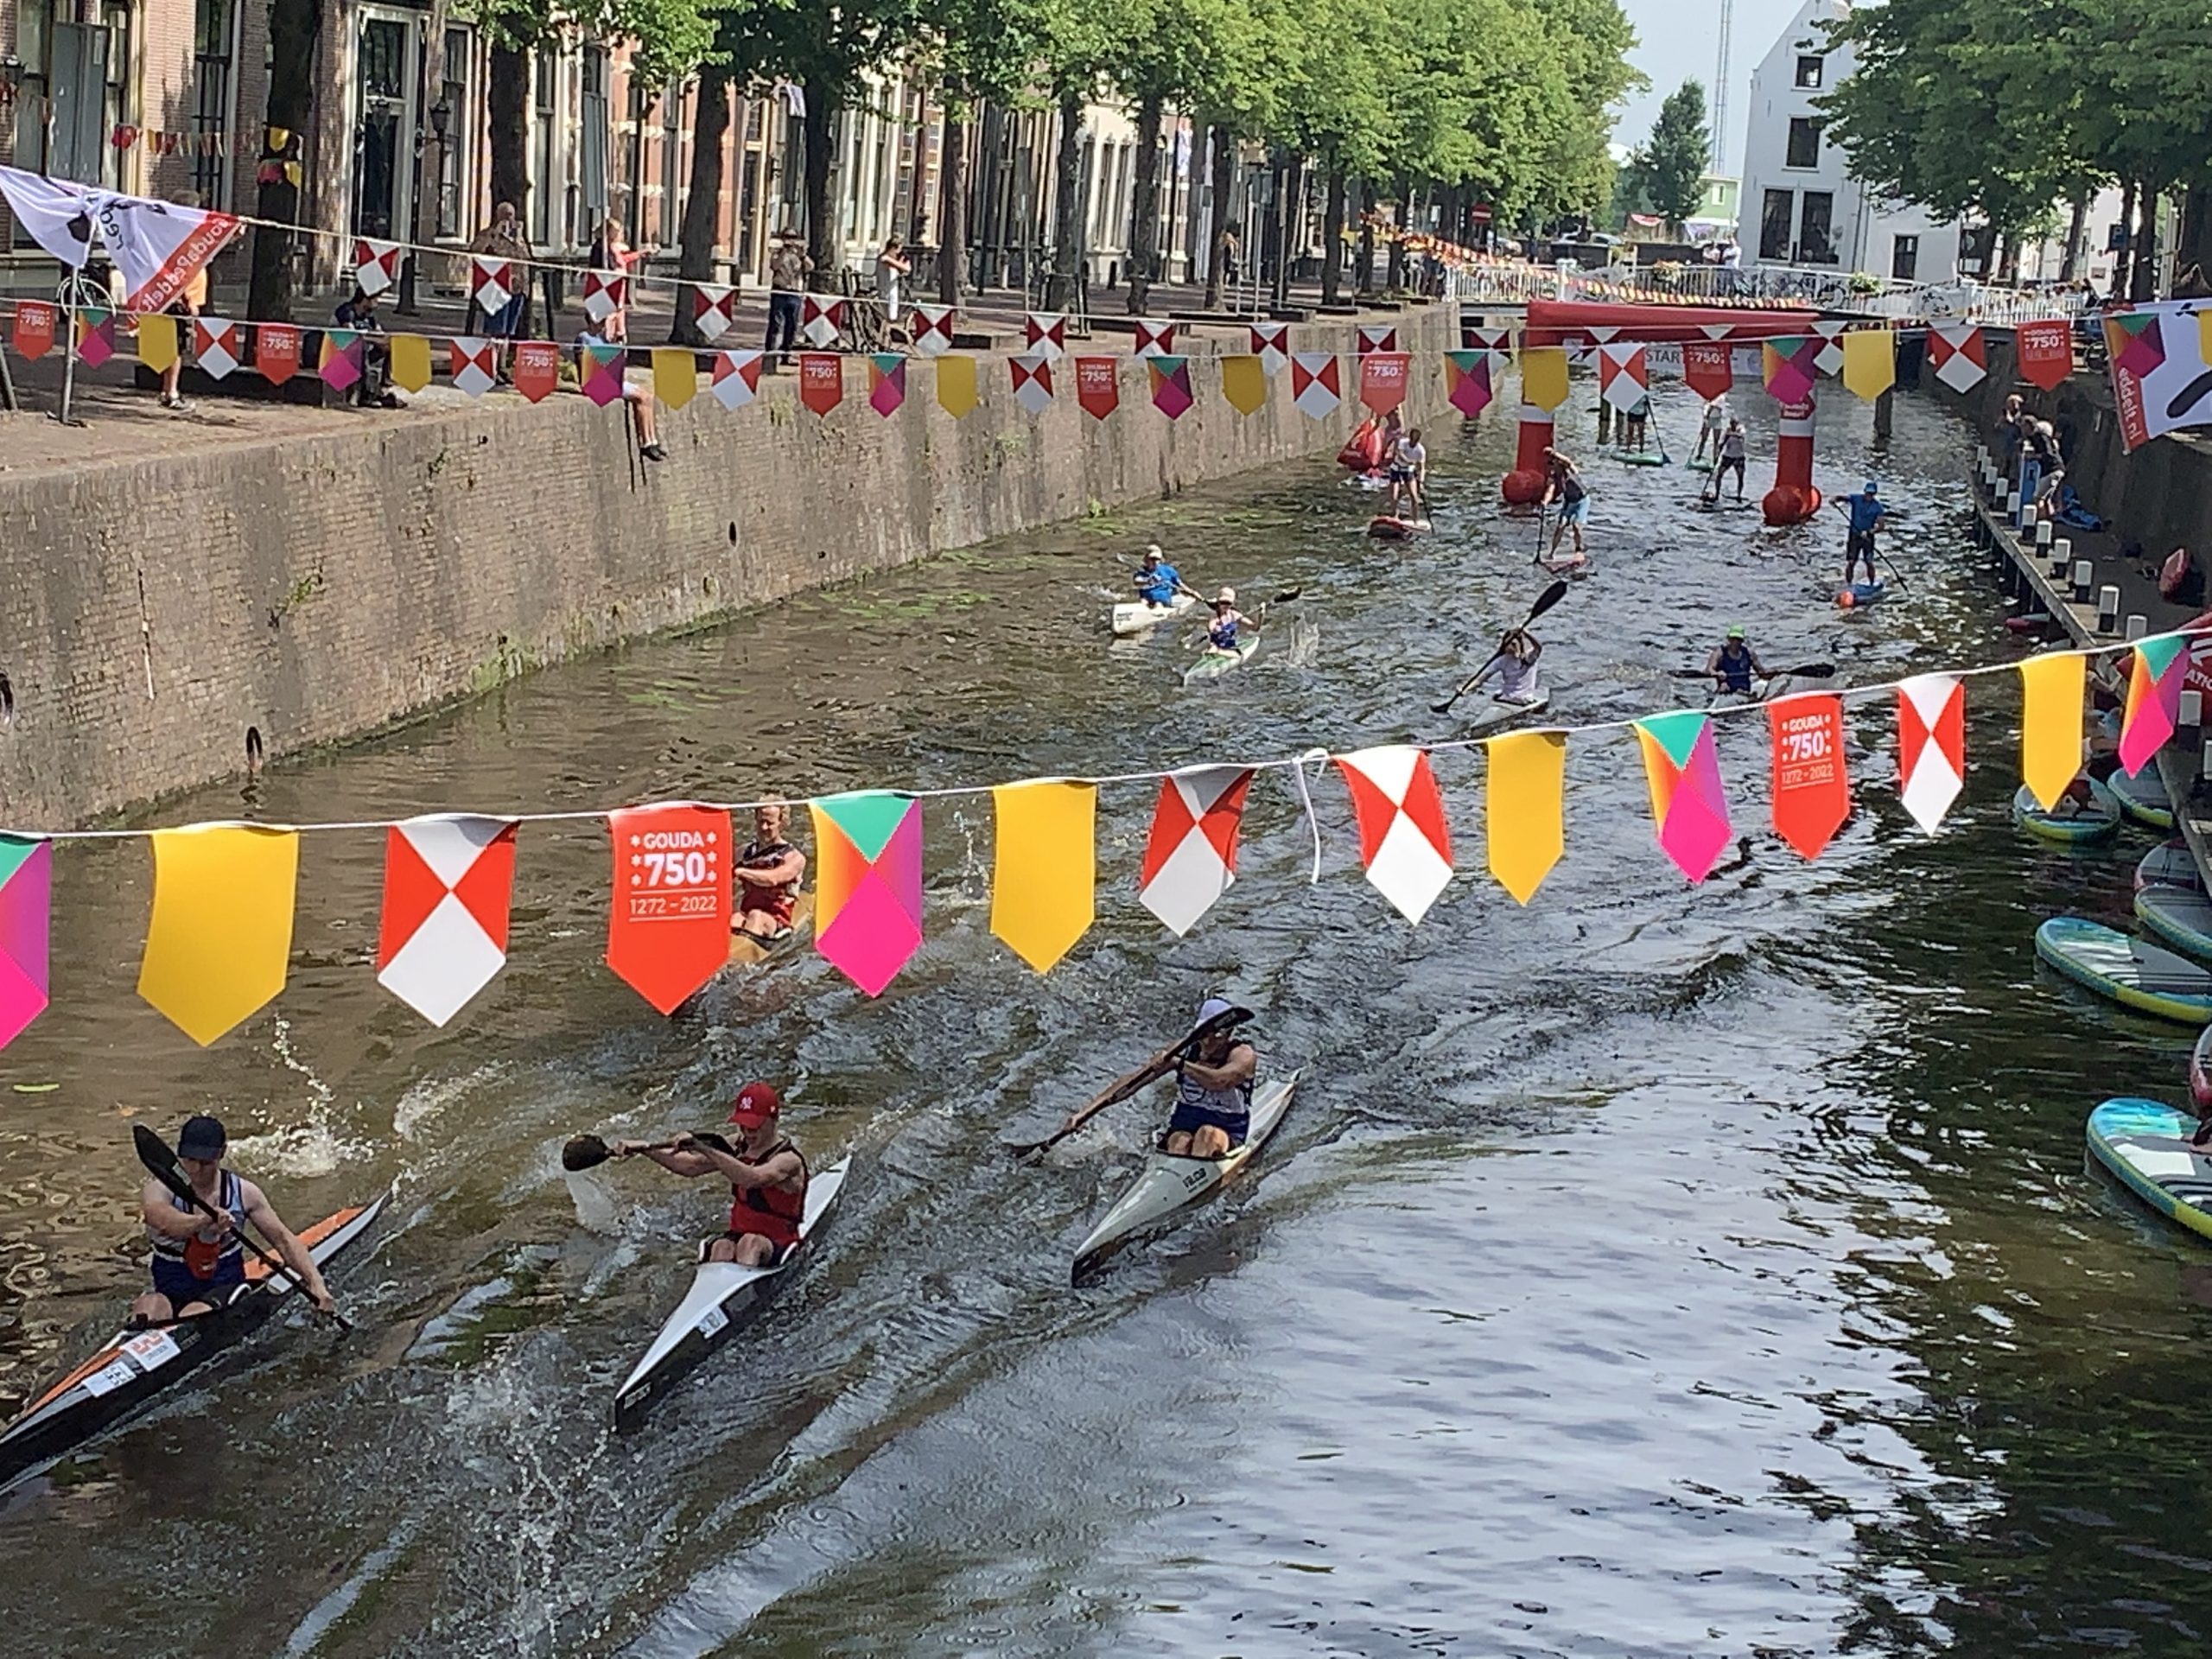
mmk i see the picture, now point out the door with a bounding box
[353,14,418,239]
[1797,191,1835,264]
[48,21,111,186]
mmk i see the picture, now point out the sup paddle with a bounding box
[1433,579,1571,715]
[562,1128,733,1171]
[1007,1009,1244,1160]
[131,1124,350,1331]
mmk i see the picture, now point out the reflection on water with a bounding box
[1,381,2209,1656]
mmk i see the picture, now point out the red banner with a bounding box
[512,340,560,404]
[606,804,733,1013]
[799,352,843,415]
[1767,693,1849,859]
[1075,355,1120,420]
[12,301,56,360]
[256,323,301,385]
[1682,340,1733,403]
[1358,351,1410,415]
[2016,320,2074,391]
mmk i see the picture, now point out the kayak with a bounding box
[2134,884,2212,961]
[1183,638,1262,685]
[2086,1097,2212,1242]
[1367,515,1428,539]
[1072,1072,1300,1282]
[1836,581,1886,608]
[0,1192,386,1496]
[1111,594,1198,636]
[2034,916,2212,1024]
[2109,766,2177,830]
[2138,839,2202,893]
[2013,780,2121,844]
[1708,674,1790,711]
[728,891,815,969]
[1463,692,1551,734]
[613,1155,850,1432]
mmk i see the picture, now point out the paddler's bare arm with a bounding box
[141,1178,208,1239]
[242,1179,334,1312]
[734,849,804,887]
[1059,1049,1180,1135]
[620,1142,721,1178]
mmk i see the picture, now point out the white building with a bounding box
[1735,0,1964,281]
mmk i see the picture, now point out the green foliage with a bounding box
[1628,80,1708,233]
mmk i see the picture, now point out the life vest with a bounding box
[1337,417,1381,471]
[1719,644,1754,692]
[727,1139,807,1249]
[737,838,801,911]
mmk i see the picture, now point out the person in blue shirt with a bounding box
[1836,480,1892,585]
[1133,543,1197,612]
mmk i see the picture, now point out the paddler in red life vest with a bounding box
[614,1083,808,1267]
[130,1115,334,1323]
[733,804,806,941]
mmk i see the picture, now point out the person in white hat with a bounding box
[1205,587,1249,656]
[1058,998,1259,1156]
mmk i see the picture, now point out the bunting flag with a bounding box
[1768,694,1850,859]
[1682,340,1733,402]
[0,166,238,311]
[1763,338,1820,404]
[1138,766,1254,936]
[1840,331,1896,402]
[605,804,731,1014]
[1221,354,1268,416]
[1292,352,1341,419]
[1444,350,1493,418]
[799,352,844,415]
[990,780,1096,971]
[390,333,431,392]
[691,283,736,341]
[137,824,298,1046]
[810,791,924,996]
[255,322,300,385]
[867,352,906,416]
[1359,351,1410,415]
[2017,650,2085,809]
[1249,322,1290,378]
[137,313,179,374]
[469,257,515,315]
[1147,355,1194,419]
[318,328,362,392]
[2120,635,2190,775]
[1929,324,1987,392]
[194,315,239,378]
[1460,325,1512,365]
[77,309,116,369]
[800,293,844,347]
[710,348,762,410]
[0,836,51,1052]
[1519,346,1568,411]
[911,303,956,356]
[1335,747,1454,923]
[2109,310,2166,380]
[936,353,979,417]
[512,340,559,404]
[375,815,518,1027]
[451,336,497,397]
[582,270,627,325]
[1897,674,1966,833]
[1010,352,1054,414]
[352,238,403,297]
[1633,711,1731,883]
[1076,355,1120,420]
[1357,325,1399,355]
[580,340,626,407]
[2017,319,2074,391]
[1597,342,1649,412]
[652,347,696,410]
[1810,319,1847,376]
[12,299,56,360]
[1484,731,1565,905]
[1024,312,1067,361]
[1133,319,1176,359]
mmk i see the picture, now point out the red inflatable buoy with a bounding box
[1502,400,1554,506]
[1761,394,1822,526]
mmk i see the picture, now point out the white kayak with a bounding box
[1071,1072,1300,1281]
[613,1155,850,1431]
[1112,594,1198,636]
[1708,673,1790,710]
[1183,638,1262,684]
[1463,691,1550,734]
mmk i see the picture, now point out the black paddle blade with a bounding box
[132,1123,194,1201]
[1527,580,1570,621]
[561,1134,612,1173]
[694,1130,735,1156]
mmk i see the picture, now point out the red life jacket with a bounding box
[726,1139,807,1249]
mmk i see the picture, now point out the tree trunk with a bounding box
[672,63,733,344]
[937,111,969,304]
[2113,178,2138,298]
[1263,149,1288,312]
[1319,159,1346,305]
[1201,122,1235,310]
[2133,180,2160,300]
[2176,183,2212,295]
[2059,191,2089,282]
[1045,90,1084,312]
[1355,180,1376,294]
[247,0,321,319]
[488,45,529,226]
[1123,92,1165,314]
[803,75,838,277]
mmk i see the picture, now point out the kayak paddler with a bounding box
[1134,544,1198,610]
[1205,587,1249,653]
[130,1115,334,1323]
[1834,480,1893,587]
[1061,999,1260,1157]
[734,803,806,941]
[612,1082,808,1267]
[1466,627,1544,706]
[1706,625,1770,696]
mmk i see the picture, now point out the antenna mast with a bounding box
[1711,0,1733,170]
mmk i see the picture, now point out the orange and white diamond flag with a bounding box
[376,816,518,1026]
[1138,766,1255,935]
[1334,747,1454,923]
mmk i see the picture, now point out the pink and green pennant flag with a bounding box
[0,836,52,1052]
[1444,350,1493,418]
[868,352,906,416]
[1763,336,1820,404]
[2108,311,2165,378]
[77,308,116,369]
[1634,710,1732,882]
[808,791,923,996]
[1147,355,1194,420]
[581,340,626,407]
[319,328,363,392]
[2120,634,2190,775]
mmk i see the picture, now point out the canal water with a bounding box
[1,378,2205,1657]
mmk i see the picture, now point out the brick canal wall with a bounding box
[0,306,1454,826]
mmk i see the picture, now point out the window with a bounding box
[1891,233,1919,281]
[437,29,474,238]
[1760,188,1794,261]
[531,50,559,247]
[1785,118,1822,170]
[1796,54,1824,89]
[191,0,238,209]
[1799,192,1835,263]
[8,2,134,193]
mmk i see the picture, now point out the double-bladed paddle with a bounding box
[131,1123,350,1332]
[561,1128,733,1172]
[1006,1009,1242,1160]
[1669,660,1836,681]
[1432,579,1571,715]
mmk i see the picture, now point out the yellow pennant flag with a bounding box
[1841,331,1896,401]
[1760,343,1781,388]
[1220,354,1268,416]
[137,313,179,373]
[388,333,431,392]
[2199,308,2212,369]
[652,347,696,410]
[1518,346,1568,411]
[137,823,299,1046]
[936,353,979,419]
[2018,652,2086,809]
[1485,731,1567,904]
[990,779,1096,972]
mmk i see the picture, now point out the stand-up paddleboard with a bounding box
[2137,840,2203,893]
[1689,456,1715,473]
[1836,581,1886,608]
[2035,917,2212,1023]
[2013,780,2121,844]
[1619,450,1669,467]
[1367,516,1428,540]
[2135,884,2212,961]
[2110,766,2177,830]
[2087,1098,2212,1242]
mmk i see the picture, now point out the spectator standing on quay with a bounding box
[766,229,812,368]
[470,200,532,372]
[588,218,633,344]
[158,192,208,411]
[874,236,912,345]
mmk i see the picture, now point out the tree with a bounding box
[246,0,321,318]
[1637,80,1708,235]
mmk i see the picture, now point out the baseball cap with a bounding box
[176,1115,227,1161]
[1727,624,1745,639]
[1863,480,1879,493]
[728,1082,782,1127]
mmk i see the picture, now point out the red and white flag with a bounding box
[256,322,301,385]
[12,299,57,360]
[801,293,844,346]
[1024,312,1067,361]
[1598,341,1649,411]
[1897,674,1965,833]
[1682,340,1733,402]
[606,804,732,1014]
[1359,351,1411,415]
[710,348,763,410]
[0,166,239,313]
[352,238,404,298]
[1357,324,1399,354]
[451,336,497,397]
[582,269,627,326]
[1075,355,1119,421]
[1133,319,1176,359]
[1139,766,1255,935]
[911,303,956,357]
[1811,319,1847,377]
[1335,746,1454,923]
[1460,326,1511,365]
[1929,324,1987,392]
[1292,352,1341,419]
[1249,322,1290,378]
[691,283,737,341]
[470,256,516,315]
[375,816,518,1027]
[193,315,240,379]
[1011,351,1054,413]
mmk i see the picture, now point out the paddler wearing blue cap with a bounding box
[1834,480,1893,586]
[130,1114,335,1323]
[1058,998,1259,1156]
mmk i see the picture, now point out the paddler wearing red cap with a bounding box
[611,1083,809,1267]
[130,1113,335,1323]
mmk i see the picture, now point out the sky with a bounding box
[1612,0,1806,177]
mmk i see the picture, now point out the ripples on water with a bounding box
[3,381,2211,1656]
